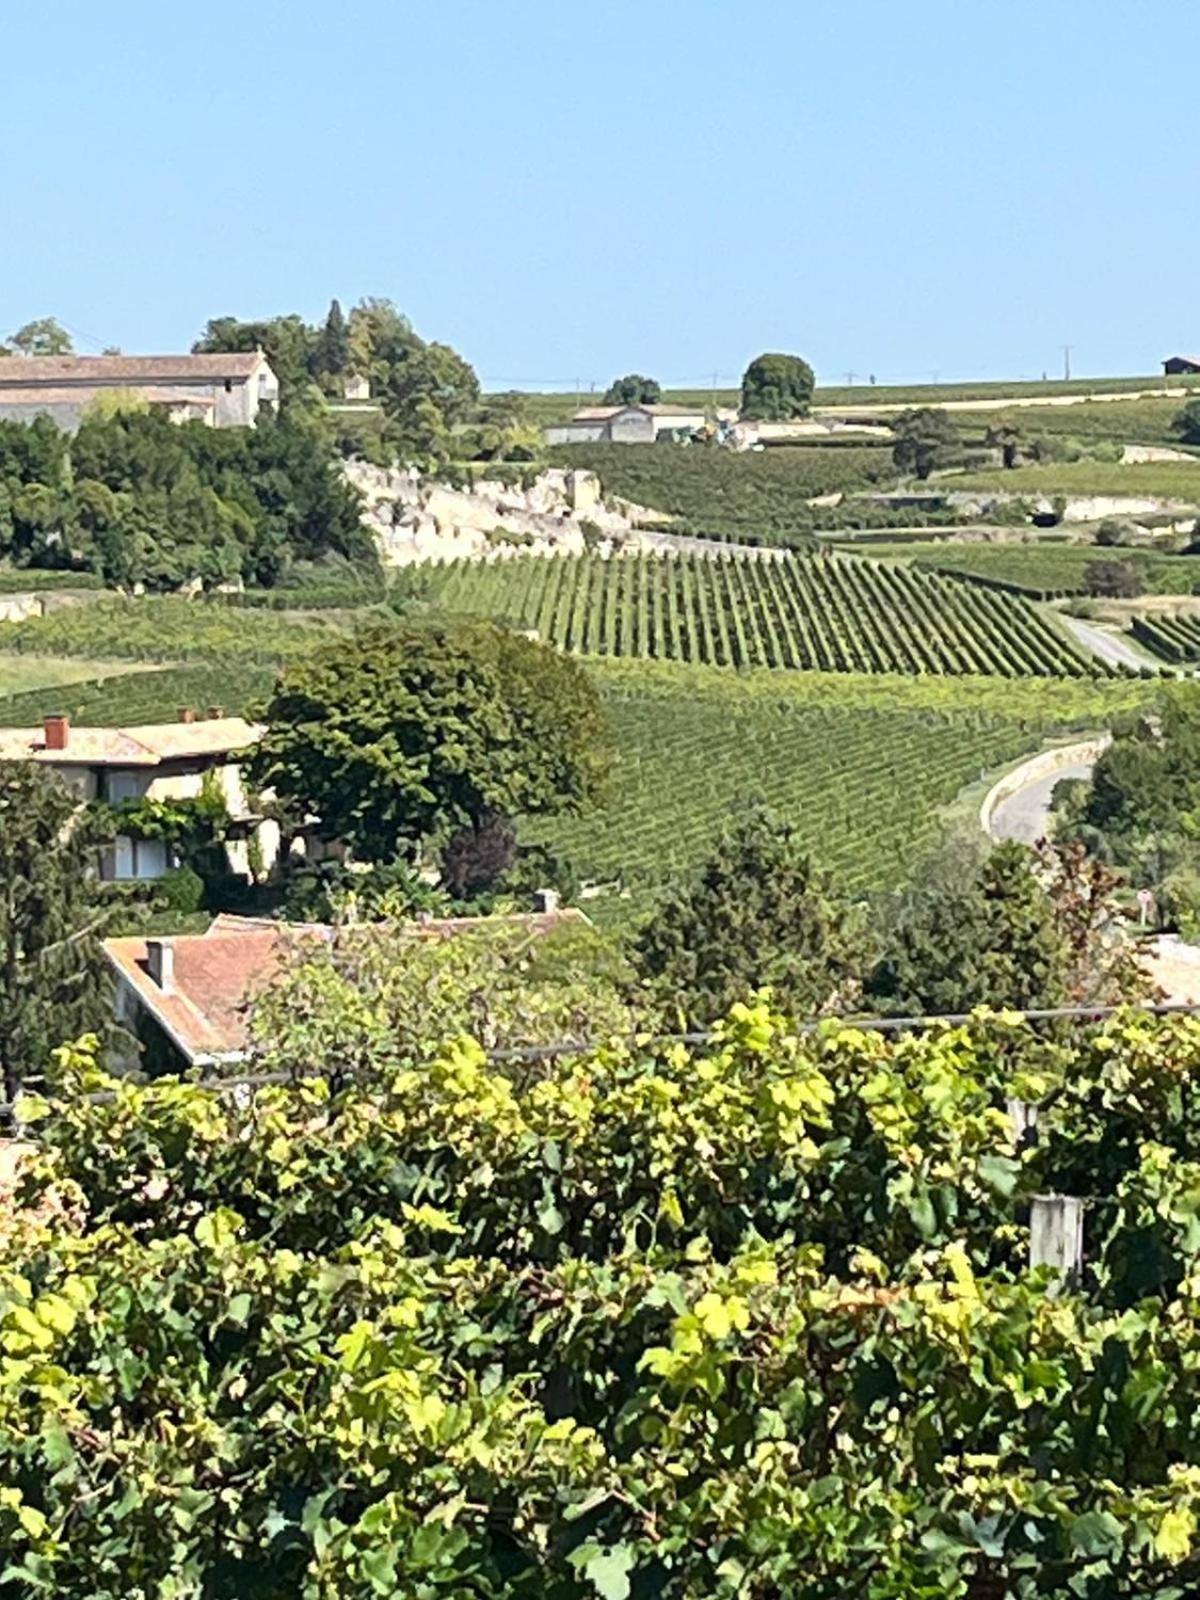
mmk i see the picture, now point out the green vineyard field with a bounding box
[426,551,1100,677]
[840,541,1200,598]
[0,597,351,664]
[1130,612,1200,663]
[0,663,278,726]
[528,661,1150,922]
[547,442,897,533]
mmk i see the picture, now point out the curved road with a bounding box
[988,761,1095,844]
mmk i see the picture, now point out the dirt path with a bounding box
[1059,614,1147,671]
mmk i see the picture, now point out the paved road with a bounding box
[1060,614,1147,671]
[988,761,1095,845]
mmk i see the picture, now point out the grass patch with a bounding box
[952,460,1200,500]
[0,653,139,699]
[0,597,353,664]
[839,542,1200,598]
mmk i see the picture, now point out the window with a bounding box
[106,769,148,802]
[224,378,233,393]
[110,835,168,881]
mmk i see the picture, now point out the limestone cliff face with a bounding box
[344,463,664,565]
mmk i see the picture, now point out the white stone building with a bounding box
[545,403,707,446]
[0,351,279,430]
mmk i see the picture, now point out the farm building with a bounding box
[0,711,275,883]
[104,902,590,1069]
[545,402,707,445]
[1163,355,1200,376]
[0,350,279,430]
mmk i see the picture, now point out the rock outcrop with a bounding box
[345,463,664,565]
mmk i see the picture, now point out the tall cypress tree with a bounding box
[311,298,351,388]
[0,763,110,1109]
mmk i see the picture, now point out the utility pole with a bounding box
[1062,345,1072,381]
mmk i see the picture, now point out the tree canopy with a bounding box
[630,807,863,1027]
[867,839,1146,1015]
[248,620,610,870]
[891,406,962,479]
[602,374,661,406]
[0,408,369,589]
[739,352,815,421]
[3,317,73,357]
[0,764,110,1106]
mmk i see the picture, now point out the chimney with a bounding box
[206,705,224,721]
[43,714,69,752]
[145,938,175,993]
[532,887,560,915]
[177,707,195,724]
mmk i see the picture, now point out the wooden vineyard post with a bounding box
[1030,1194,1084,1288]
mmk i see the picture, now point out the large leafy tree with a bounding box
[248,620,609,867]
[0,764,109,1106]
[602,373,661,406]
[631,806,863,1027]
[739,351,815,420]
[5,317,73,356]
[891,406,961,479]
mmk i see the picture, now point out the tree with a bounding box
[1174,395,1200,444]
[6,317,73,356]
[310,298,350,390]
[630,807,863,1027]
[1084,558,1143,598]
[603,373,661,406]
[867,838,1145,1015]
[248,620,609,868]
[0,764,110,1106]
[739,352,815,420]
[891,407,961,479]
[193,313,317,407]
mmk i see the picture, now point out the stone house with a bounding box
[0,711,276,882]
[545,403,707,445]
[0,351,279,430]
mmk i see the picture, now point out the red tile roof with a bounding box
[105,908,592,1065]
[0,353,267,386]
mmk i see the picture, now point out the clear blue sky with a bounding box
[5,0,1196,389]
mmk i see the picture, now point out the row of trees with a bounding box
[599,354,817,422]
[0,407,368,588]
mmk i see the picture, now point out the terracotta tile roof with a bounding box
[0,717,261,767]
[105,908,593,1065]
[0,353,267,386]
[105,925,315,1063]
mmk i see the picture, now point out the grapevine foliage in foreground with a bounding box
[427,551,1099,677]
[7,1008,1200,1596]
